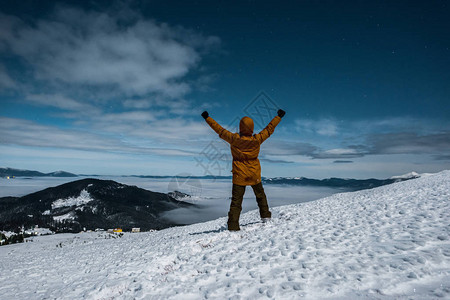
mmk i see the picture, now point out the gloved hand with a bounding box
[201,111,209,119]
[277,109,286,118]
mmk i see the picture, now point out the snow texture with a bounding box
[24,227,54,236]
[0,171,449,299]
[51,189,94,209]
[53,212,76,222]
[0,231,15,238]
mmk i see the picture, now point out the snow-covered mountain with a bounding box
[0,171,449,299]
[0,178,193,232]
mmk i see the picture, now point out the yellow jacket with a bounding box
[205,115,281,186]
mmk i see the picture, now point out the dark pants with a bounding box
[227,182,271,231]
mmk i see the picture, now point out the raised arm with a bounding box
[202,111,237,144]
[254,109,285,144]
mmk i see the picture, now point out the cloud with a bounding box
[295,118,339,136]
[261,137,366,161]
[26,94,100,113]
[263,139,318,156]
[0,117,123,152]
[122,97,194,115]
[434,155,450,161]
[333,160,354,164]
[260,158,295,164]
[311,147,366,159]
[0,64,16,89]
[0,3,222,163]
[368,132,450,156]
[0,117,204,157]
[286,117,450,161]
[97,111,158,123]
[88,114,211,143]
[0,6,220,98]
[122,99,156,109]
[306,130,450,160]
[161,184,339,225]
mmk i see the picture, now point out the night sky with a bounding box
[1,0,449,178]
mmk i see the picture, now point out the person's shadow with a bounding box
[189,226,227,235]
[189,221,260,235]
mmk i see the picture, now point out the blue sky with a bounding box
[0,0,449,179]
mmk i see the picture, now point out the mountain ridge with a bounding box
[2,167,423,189]
[263,173,420,190]
[0,167,77,177]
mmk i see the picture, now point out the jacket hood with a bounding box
[239,116,254,136]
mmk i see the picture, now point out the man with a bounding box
[201,109,286,231]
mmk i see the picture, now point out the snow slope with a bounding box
[51,189,94,209]
[1,171,449,299]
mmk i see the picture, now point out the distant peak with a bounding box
[390,172,420,180]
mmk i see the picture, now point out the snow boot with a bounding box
[227,221,240,231]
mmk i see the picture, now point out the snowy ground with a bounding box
[0,171,449,299]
